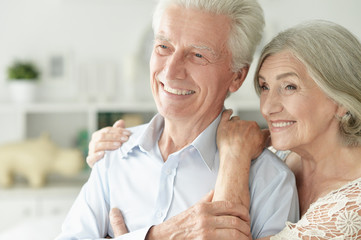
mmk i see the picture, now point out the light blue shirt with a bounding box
[56,113,299,240]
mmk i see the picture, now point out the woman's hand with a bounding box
[86,119,131,168]
[217,109,269,163]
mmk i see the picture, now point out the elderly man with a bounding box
[56,0,299,239]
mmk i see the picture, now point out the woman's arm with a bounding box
[212,110,269,239]
[213,109,269,207]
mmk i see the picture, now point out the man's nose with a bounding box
[165,51,186,80]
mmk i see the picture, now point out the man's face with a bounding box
[150,5,242,123]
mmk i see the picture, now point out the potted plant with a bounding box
[7,61,40,103]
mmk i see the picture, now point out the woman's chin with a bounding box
[271,142,291,151]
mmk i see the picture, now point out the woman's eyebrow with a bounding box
[276,72,299,80]
[258,72,299,81]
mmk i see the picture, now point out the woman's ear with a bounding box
[336,105,348,118]
[229,66,249,93]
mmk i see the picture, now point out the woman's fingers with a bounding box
[86,120,131,168]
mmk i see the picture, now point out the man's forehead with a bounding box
[156,5,231,50]
[154,32,226,58]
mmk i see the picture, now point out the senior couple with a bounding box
[57,0,361,239]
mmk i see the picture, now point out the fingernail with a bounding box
[123,131,131,136]
[120,136,128,141]
[97,151,104,156]
[113,142,121,146]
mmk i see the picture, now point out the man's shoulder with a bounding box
[250,148,292,176]
[249,148,297,199]
[95,123,150,168]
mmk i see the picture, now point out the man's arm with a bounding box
[248,152,299,239]
[56,154,153,240]
[56,158,111,239]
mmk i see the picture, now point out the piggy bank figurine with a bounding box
[0,134,84,188]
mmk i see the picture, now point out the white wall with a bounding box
[0,0,156,102]
[0,0,361,103]
[236,0,361,101]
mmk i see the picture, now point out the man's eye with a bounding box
[189,52,209,65]
[155,44,171,56]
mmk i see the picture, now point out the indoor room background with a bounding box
[0,0,360,239]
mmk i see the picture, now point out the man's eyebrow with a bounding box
[154,34,170,42]
[191,44,217,56]
[154,34,217,56]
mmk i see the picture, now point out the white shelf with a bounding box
[0,101,157,112]
[0,99,262,146]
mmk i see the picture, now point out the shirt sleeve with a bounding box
[55,157,153,240]
[55,159,111,239]
[249,150,299,239]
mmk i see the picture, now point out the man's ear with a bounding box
[229,66,249,93]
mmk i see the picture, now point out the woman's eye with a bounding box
[285,84,297,90]
[259,83,269,91]
[195,53,203,58]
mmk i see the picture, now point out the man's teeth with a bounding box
[164,85,195,95]
[272,121,294,127]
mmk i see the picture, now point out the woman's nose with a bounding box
[260,90,283,116]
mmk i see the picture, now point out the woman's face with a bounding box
[258,51,341,151]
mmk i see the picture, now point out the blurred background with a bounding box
[0,0,360,239]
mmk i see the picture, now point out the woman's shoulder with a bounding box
[276,177,361,239]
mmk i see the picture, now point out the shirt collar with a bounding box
[191,113,221,171]
[118,114,163,158]
[119,112,222,171]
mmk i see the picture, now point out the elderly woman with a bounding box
[86,20,361,239]
[214,19,361,239]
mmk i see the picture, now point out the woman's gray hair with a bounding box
[254,20,361,147]
[152,0,264,72]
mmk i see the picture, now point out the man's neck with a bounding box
[158,114,219,161]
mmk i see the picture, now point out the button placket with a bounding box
[151,156,179,223]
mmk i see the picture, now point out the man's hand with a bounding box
[110,208,129,238]
[146,191,251,240]
[86,120,131,168]
[108,191,251,240]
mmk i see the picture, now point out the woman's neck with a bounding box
[287,144,361,216]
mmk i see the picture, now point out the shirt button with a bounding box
[156,211,163,218]
[166,169,172,175]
